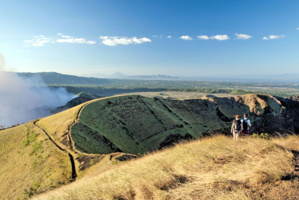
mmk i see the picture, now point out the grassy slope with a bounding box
[70,94,285,155]
[33,135,299,200]
[0,123,72,200]
[36,95,124,150]
[36,105,81,145]
[34,96,132,177]
[71,95,225,154]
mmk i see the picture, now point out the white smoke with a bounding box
[0,54,75,127]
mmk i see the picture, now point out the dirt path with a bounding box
[293,150,299,177]
[283,150,299,181]
[66,103,87,152]
[33,120,77,181]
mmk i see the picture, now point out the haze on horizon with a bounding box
[0,0,299,78]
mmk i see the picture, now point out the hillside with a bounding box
[0,101,122,199]
[17,72,111,85]
[68,94,299,154]
[15,72,299,97]
[33,135,299,200]
[1,93,299,199]
[0,123,73,200]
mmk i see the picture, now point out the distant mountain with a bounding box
[127,74,178,80]
[111,71,127,78]
[17,72,178,86]
[84,72,178,80]
[17,72,111,85]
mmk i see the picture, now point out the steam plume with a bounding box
[0,54,74,127]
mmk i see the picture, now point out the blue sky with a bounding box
[0,0,299,77]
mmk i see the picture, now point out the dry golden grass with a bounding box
[36,105,81,142]
[33,135,298,200]
[0,123,72,200]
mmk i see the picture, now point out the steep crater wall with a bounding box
[70,94,299,154]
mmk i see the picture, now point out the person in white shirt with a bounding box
[241,114,251,136]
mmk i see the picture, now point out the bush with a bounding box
[252,133,270,140]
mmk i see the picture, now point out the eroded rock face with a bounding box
[70,94,299,154]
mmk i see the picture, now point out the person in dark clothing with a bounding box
[231,115,242,140]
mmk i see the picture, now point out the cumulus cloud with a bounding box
[167,36,172,38]
[56,33,96,44]
[210,35,229,41]
[99,36,151,46]
[263,35,285,40]
[235,33,252,40]
[24,34,96,46]
[197,35,210,40]
[180,35,192,40]
[24,35,53,47]
[196,35,229,41]
[296,28,299,30]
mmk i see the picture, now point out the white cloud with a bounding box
[263,35,285,40]
[167,36,172,38]
[57,33,72,38]
[56,33,95,44]
[235,33,252,40]
[24,35,52,47]
[180,35,192,40]
[269,35,285,39]
[197,35,209,40]
[296,28,299,30]
[210,35,229,41]
[99,36,151,46]
[152,35,163,38]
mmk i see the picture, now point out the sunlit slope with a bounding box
[36,104,81,149]
[33,135,299,200]
[0,123,72,200]
[71,94,288,154]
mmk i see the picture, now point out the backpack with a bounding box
[243,119,248,130]
[234,119,241,131]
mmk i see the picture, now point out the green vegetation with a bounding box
[70,94,288,155]
[71,95,223,154]
[22,126,39,148]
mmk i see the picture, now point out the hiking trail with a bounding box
[33,119,77,181]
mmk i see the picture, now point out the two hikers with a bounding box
[231,114,251,140]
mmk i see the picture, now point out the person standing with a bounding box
[231,115,242,140]
[241,114,251,136]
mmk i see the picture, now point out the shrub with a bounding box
[252,133,270,139]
